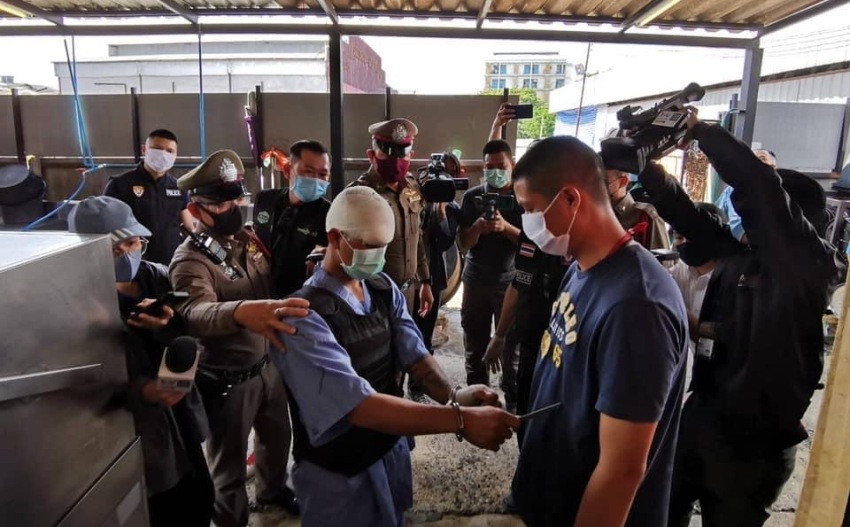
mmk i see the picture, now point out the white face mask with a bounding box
[521,191,580,257]
[145,148,176,173]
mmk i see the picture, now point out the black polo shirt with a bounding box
[459,184,523,286]
[253,188,330,298]
[104,164,188,265]
[512,231,570,349]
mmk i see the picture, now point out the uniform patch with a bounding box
[297,227,318,237]
[166,188,181,198]
[132,185,145,198]
[403,188,421,203]
[540,331,552,358]
[256,211,270,225]
[516,270,533,285]
[519,243,536,258]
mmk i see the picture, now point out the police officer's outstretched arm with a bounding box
[170,255,309,350]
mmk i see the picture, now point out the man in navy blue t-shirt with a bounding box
[510,136,688,527]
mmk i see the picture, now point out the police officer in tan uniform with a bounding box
[169,150,305,527]
[606,168,670,250]
[348,118,434,318]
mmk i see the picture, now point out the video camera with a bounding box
[418,153,469,203]
[475,193,515,221]
[600,82,706,174]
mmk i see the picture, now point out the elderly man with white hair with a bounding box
[271,186,520,527]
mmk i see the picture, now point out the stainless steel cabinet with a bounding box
[0,232,147,527]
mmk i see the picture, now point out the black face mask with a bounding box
[202,205,245,236]
[677,241,712,267]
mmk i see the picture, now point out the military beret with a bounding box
[178,150,246,202]
[369,118,418,146]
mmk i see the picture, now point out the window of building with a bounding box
[522,78,538,89]
[490,78,506,89]
[490,63,507,75]
[555,79,565,89]
[555,64,566,75]
[522,64,540,75]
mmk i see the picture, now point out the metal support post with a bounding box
[254,84,265,158]
[197,29,207,159]
[734,45,763,145]
[501,87,509,139]
[130,87,141,163]
[328,30,345,195]
[11,88,25,163]
[384,86,392,120]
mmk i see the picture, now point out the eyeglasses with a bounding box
[374,140,413,159]
[113,238,148,257]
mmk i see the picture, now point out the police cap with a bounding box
[369,118,418,146]
[178,150,247,203]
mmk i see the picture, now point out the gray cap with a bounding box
[69,196,152,243]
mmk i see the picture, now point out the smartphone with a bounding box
[133,291,189,318]
[508,104,534,120]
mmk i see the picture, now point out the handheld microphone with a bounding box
[157,336,200,392]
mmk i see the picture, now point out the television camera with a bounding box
[600,82,706,174]
[418,153,469,203]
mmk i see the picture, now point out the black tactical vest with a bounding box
[287,275,402,476]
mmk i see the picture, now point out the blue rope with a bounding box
[64,37,95,169]
[22,164,106,231]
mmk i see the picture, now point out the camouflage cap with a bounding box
[368,118,418,146]
[178,149,247,202]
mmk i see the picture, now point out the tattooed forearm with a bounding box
[407,355,453,404]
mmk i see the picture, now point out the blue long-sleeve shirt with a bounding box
[271,268,429,527]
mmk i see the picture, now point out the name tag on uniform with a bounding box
[166,189,182,198]
[516,270,533,285]
[696,338,715,361]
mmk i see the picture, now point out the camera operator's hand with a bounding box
[127,299,175,330]
[494,103,516,128]
[488,210,507,233]
[678,106,701,149]
[475,216,496,235]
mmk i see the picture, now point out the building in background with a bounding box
[0,75,57,95]
[484,52,574,100]
[53,36,386,94]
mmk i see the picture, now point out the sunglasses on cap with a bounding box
[374,139,413,159]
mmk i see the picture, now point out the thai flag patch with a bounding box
[520,243,536,258]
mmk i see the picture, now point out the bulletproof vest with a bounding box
[287,275,402,476]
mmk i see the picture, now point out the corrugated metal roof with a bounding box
[10,0,831,28]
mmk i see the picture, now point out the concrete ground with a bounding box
[248,289,827,527]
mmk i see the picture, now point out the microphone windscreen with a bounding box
[164,336,198,373]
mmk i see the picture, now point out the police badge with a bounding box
[219,158,238,182]
[392,123,409,143]
[132,185,145,198]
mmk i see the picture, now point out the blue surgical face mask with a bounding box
[339,236,386,280]
[484,168,510,190]
[292,175,329,203]
[114,250,142,282]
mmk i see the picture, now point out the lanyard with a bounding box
[606,232,633,259]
